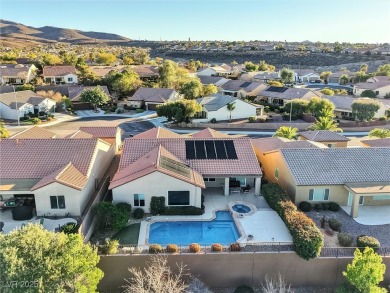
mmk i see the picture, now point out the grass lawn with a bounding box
[112,223,141,245]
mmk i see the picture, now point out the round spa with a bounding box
[232,204,251,214]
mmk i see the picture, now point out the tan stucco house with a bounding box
[0,138,115,217]
[255,147,390,218]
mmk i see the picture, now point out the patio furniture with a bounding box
[243,185,251,194]
[229,187,241,194]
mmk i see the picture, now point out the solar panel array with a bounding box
[159,155,191,178]
[185,140,238,160]
[266,86,288,93]
[240,82,252,88]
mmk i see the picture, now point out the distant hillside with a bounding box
[0,19,131,45]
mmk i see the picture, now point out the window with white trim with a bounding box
[204,178,216,182]
[50,195,66,209]
[134,194,145,207]
[67,77,73,82]
[309,189,329,201]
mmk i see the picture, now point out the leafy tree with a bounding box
[320,88,335,96]
[79,86,110,110]
[284,99,309,118]
[0,119,9,138]
[307,97,335,119]
[202,84,218,96]
[343,247,386,293]
[96,53,117,65]
[280,68,294,83]
[157,100,202,123]
[60,52,78,65]
[320,71,332,82]
[267,80,283,87]
[334,42,343,53]
[309,116,342,132]
[360,64,368,73]
[376,64,390,76]
[16,84,35,92]
[352,99,381,121]
[258,60,275,72]
[94,202,130,230]
[360,89,378,98]
[340,74,350,85]
[334,89,348,95]
[108,70,142,97]
[180,78,203,99]
[123,56,134,65]
[273,126,298,140]
[124,256,188,293]
[244,61,258,72]
[369,128,390,138]
[353,71,371,83]
[77,65,100,85]
[158,60,179,89]
[42,53,63,65]
[227,102,236,122]
[0,224,103,293]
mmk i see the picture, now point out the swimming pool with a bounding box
[148,211,239,245]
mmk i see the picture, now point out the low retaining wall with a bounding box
[339,120,389,128]
[97,253,390,291]
[171,122,311,130]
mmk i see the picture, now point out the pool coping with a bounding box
[227,201,258,243]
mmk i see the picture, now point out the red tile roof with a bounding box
[10,126,56,139]
[132,127,182,139]
[191,128,231,138]
[43,66,77,77]
[109,145,204,189]
[116,137,262,177]
[79,126,121,138]
[65,130,95,139]
[0,139,99,183]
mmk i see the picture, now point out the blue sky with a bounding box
[1,0,389,43]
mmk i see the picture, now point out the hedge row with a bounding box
[262,183,324,260]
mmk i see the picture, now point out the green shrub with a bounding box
[29,117,41,124]
[328,218,342,232]
[248,116,257,123]
[104,239,119,255]
[16,84,35,91]
[165,244,179,253]
[133,208,145,219]
[314,203,321,211]
[116,202,132,214]
[190,243,201,253]
[150,196,165,215]
[262,183,324,260]
[149,244,163,254]
[59,222,80,234]
[135,108,144,113]
[211,243,223,252]
[94,202,130,230]
[357,235,380,251]
[338,233,354,247]
[328,202,340,212]
[298,201,312,212]
[234,285,254,293]
[210,118,217,123]
[321,202,329,210]
[162,206,204,215]
[230,243,241,252]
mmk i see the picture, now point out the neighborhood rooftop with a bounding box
[79,126,121,138]
[196,94,237,111]
[361,138,390,147]
[10,126,56,139]
[0,64,34,77]
[191,128,231,138]
[251,137,320,154]
[299,130,350,142]
[118,137,262,177]
[42,65,77,76]
[280,148,390,186]
[132,127,182,139]
[68,86,110,101]
[0,90,49,108]
[128,87,176,102]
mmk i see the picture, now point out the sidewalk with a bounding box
[75,109,157,119]
[5,112,80,129]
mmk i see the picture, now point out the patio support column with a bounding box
[350,193,360,218]
[254,177,261,196]
[224,177,229,196]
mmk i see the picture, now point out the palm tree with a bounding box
[309,116,342,132]
[273,126,298,140]
[227,102,236,122]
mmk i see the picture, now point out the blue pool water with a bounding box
[232,204,251,213]
[148,211,239,245]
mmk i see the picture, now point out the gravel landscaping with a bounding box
[305,209,390,247]
[212,286,334,293]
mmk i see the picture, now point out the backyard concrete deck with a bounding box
[0,209,77,234]
[341,205,390,225]
[138,189,292,246]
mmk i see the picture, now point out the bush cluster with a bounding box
[230,243,241,252]
[133,208,145,219]
[328,218,342,232]
[190,243,201,253]
[328,202,340,212]
[262,183,324,260]
[357,235,380,251]
[149,244,163,254]
[166,244,178,253]
[59,222,80,234]
[248,116,257,123]
[338,233,354,247]
[162,206,204,215]
[150,196,165,215]
[104,239,119,255]
[234,285,254,293]
[211,243,223,252]
[298,201,312,212]
[94,202,131,230]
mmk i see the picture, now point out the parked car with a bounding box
[314,79,322,83]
